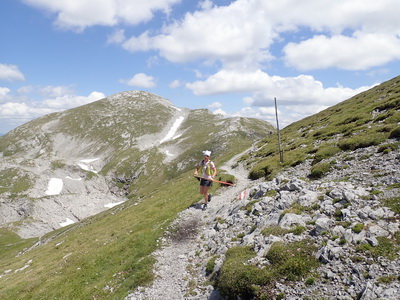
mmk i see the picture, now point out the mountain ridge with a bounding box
[0,90,274,238]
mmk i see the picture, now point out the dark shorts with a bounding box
[200,179,213,187]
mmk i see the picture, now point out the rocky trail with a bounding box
[126,151,255,300]
[127,144,400,300]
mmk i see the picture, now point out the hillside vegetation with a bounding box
[245,75,400,180]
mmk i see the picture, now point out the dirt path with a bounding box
[126,150,254,300]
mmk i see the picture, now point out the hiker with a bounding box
[194,150,217,210]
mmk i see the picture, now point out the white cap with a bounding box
[203,150,211,156]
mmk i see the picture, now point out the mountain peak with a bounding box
[107,90,177,110]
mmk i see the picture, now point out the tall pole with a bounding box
[274,97,283,163]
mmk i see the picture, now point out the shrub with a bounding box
[206,256,219,275]
[382,197,400,214]
[312,146,340,164]
[261,226,289,237]
[352,223,364,234]
[337,133,386,151]
[305,277,315,285]
[290,225,307,235]
[216,246,272,299]
[377,143,399,153]
[265,239,319,281]
[389,127,400,139]
[215,240,319,299]
[249,162,275,180]
[309,162,331,179]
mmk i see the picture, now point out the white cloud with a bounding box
[169,79,181,88]
[208,102,222,109]
[284,33,400,71]
[0,64,25,81]
[107,29,126,44]
[213,108,227,116]
[187,69,374,107]
[186,69,272,95]
[120,73,156,88]
[0,90,105,132]
[0,87,11,102]
[39,85,75,97]
[42,91,105,109]
[123,0,276,68]
[0,102,52,118]
[22,0,181,31]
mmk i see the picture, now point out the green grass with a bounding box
[381,197,400,214]
[0,229,37,261]
[215,239,319,299]
[0,168,34,195]
[356,233,400,261]
[244,75,400,179]
[0,171,207,299]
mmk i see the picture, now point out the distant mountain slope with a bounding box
[0,91,274,238]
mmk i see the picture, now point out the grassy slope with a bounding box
[0,170,216,299]
[246,75,400,179]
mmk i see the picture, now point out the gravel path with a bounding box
[126,150,254,300]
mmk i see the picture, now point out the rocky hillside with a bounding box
[126,77,400,299]
[127,139,399,300]
[0,91,274,238]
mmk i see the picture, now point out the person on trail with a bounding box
[194,150,217,211]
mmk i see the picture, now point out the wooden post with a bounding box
[274,97,283,163]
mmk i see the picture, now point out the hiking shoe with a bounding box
[202,203,208,211]
[208,194,212,202]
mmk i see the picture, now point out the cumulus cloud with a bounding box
[284,33,400,71]
[120,73,156,88]
[0,64,25,81]
[169,80,181,88]
[209,102,222,109]
[0,87,11,101]
[187,69,374,106]
[123,0,276,68]
[22,0,181,31]
[0,88,105,132]
[42,91,105,109]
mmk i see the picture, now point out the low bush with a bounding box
[309,162,331,179]
[216,246,271,299]
[249,161,276,180]
[337,133,386,151]
[215,240,319,299]
[266,239,319,281]
[312,146,340,164]
[382,197,400,214]
[389,127,400,139]
[352,223,364,234]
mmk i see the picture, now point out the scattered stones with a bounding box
[127,145,400,299]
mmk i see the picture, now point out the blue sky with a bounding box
[1,0,400,133]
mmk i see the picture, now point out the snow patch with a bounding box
[159,116,184,144]
[45,178,63,195]
[165,150,174,157]
[66,176,82,181]
[77,158,99,173]
[104,201,125,208]
[60,218,75,227]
